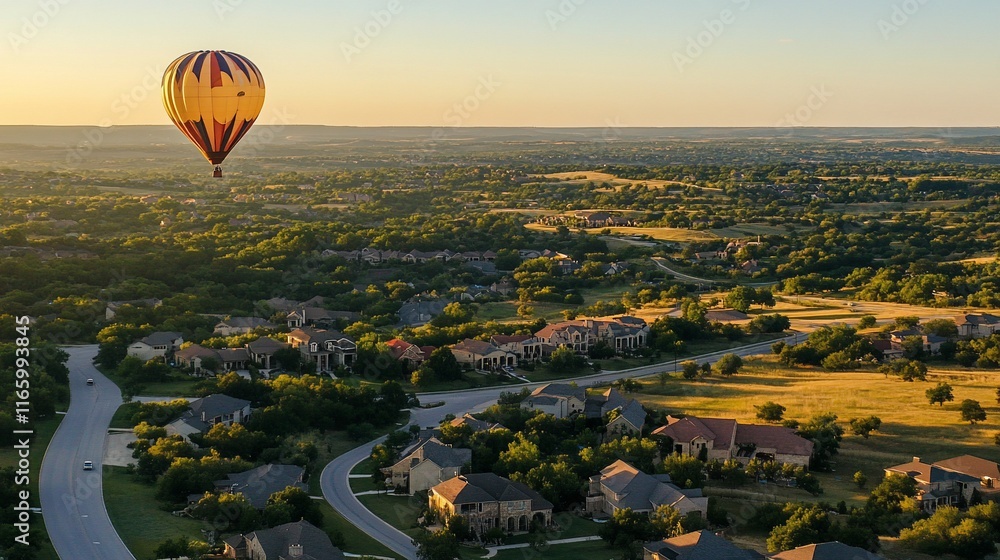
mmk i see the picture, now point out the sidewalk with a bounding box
[483,535,603,558]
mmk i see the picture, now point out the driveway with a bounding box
[38,345,135,560]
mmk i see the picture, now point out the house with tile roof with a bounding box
[587,460,708,518]
[450,339,517,371]
[175,344,249,374]
[385,338,430,366]
[534,316,649,355]
[653,415,813,468]
[885,455,1000,512]
[385,438,472,494]
[767,542,885,560]
[521,383,588,418]
[449,413,505,433]
[644,530,764,560]
[429,473,553,535]
[222,520,344,560]
[490,334,543,362]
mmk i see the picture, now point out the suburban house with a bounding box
[450,339,517,371]
[174,344,249,374]
[767,542,885,560]
[885,455,1000,512]
[165,394,252,441]
[385,338,432,367]
[286,307,357,328]
[212,464,307,509]
[587,460,709,518]
[428,473,553,535]
[213,317,275,337]
[956,313,1000,339]
[534,317,649,355]
[871,339,905,361]
[223,520,345,560]
[889,329,947,355]
[287,327,356,372]
[644,530,763,560]
[246,336,290,371]
[490,334,543,362]
[449,413,504,433]
[397,299,447,327]
[384,438,472,494]
[521,383,587,418]
[652,415,814,468]
[126,331,184,362]
[606,400,648,438]
[521,384,645,434]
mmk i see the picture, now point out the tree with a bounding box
[926,382,955,407]
[748,313,791,334]
[513,459,581,510]
[923,319,959,338]
[265,486,323,526]
[899,506,997,559]
[961,400,987,425]
[598,507,654,559]
[853,470,867,489]
[548,346,584,373]
[797,413,843,471]
[849,416,882,439]
[766,504,831,552]
[715,353,742,376]
[414,528,459,560]
[614,377,641,393]
[680,360,699,380]
[424,346,463,381]
[880,358,927,382]
[755,402,786,423]
[857,315,877,329]
[659,454,706,489]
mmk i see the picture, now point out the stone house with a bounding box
[428,473,552,535]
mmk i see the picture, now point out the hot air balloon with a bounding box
[162,50,265,177]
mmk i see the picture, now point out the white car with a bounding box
[86,378,94,386]
[83,461,93,471]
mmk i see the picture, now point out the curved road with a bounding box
[39,345,135,560]
[320,335,794,560]
[652,257,778,288]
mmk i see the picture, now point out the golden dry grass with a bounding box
[636,357,1000,508]
[524,222,717,242]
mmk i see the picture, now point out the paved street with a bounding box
[38,345,135,560]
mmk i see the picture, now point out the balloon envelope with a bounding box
[162,50,265,166]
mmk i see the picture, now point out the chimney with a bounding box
[913,457,921,463]
[288,543,303,558]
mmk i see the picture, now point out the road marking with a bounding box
[92,541,100,545]
[81,514,88,518]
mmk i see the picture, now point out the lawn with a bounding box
[525,223,716,243]
[357,493,426,539]
[0,414,63,560]
[100,365,205,398]
[103,466,206,560]
[318,502,403,559]
[634,356,1000,507]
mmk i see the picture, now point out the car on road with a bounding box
[83,461,93,470]
[86,378,94,386]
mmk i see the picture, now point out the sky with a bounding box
[1,0,998,127]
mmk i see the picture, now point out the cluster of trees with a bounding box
[0,343,69,442]
[775,325,877,371]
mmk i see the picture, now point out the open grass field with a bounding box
[823,199,968,214]
[318,502,403,559]
[104,466,206,560]
[528,171,725,195]
[0,414,63,560]
[525,222,717,243]
[635,356,1000,508]
[357,493,425,540]
[710,223,801,238]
